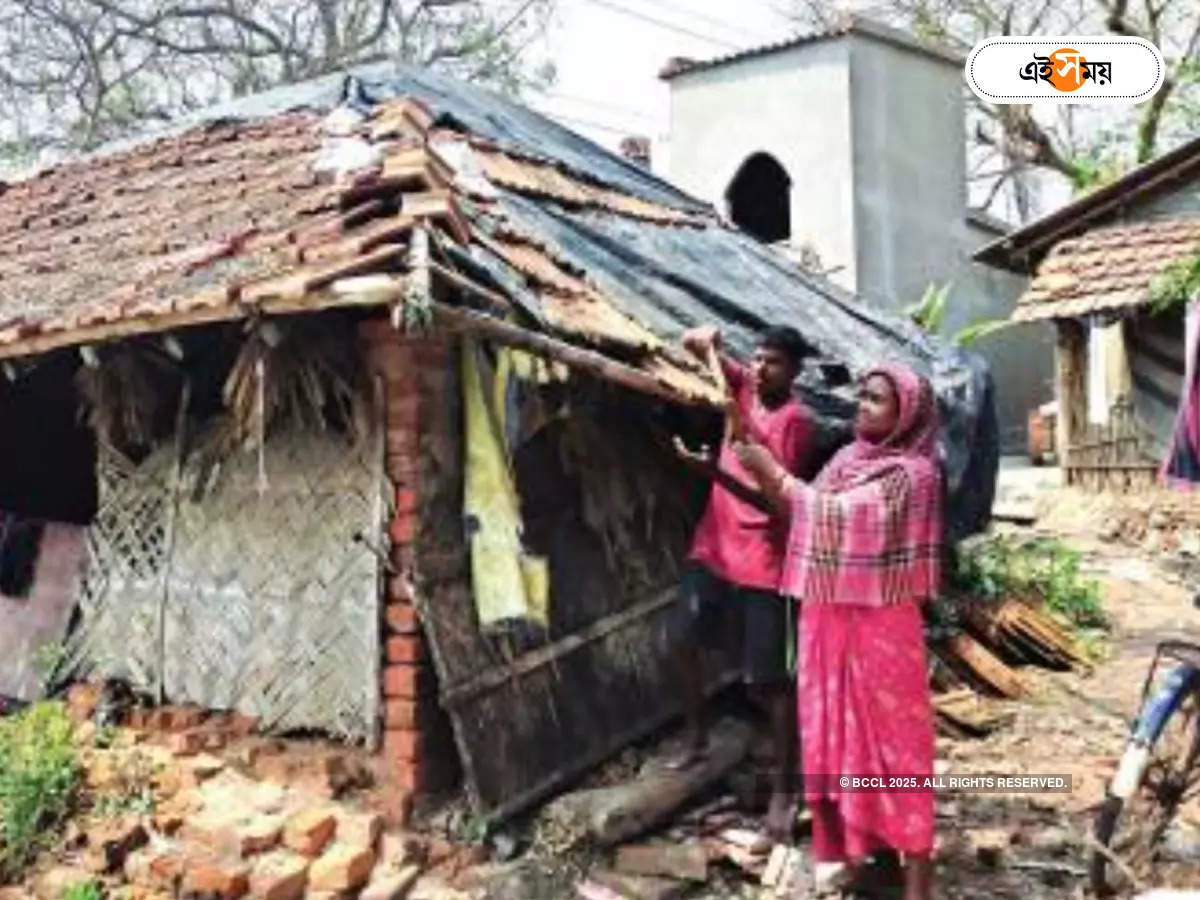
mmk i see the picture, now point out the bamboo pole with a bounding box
[431,302,712,409]
[157,378,191,705]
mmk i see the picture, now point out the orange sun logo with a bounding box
[1046,48,1088,91]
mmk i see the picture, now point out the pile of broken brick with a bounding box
[5,689,494,900]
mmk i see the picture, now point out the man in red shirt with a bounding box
[668,323,814,840]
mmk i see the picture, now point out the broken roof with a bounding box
[658,15,962,81]
[0,62,997,537]
[1010,218,1200,322]
[975,135,1200,274]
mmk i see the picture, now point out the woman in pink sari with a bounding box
[736,364,942,900]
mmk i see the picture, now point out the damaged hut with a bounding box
[0,64,997,821]
[975,135,1200,490]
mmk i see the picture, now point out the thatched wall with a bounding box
[68,423,385,740]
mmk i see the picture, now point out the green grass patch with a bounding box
[0,702,81,882]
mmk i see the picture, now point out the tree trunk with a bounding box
[542,718,753,845]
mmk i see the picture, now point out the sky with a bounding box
[524,0,798,172]
[521,0,1077,223]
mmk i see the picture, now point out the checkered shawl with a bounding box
[781,365,944,607]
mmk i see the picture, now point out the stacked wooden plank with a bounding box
[930,595,1092,733]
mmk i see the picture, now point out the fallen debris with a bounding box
[588,868,686,900]
[614,843,708,882]
[933,689,1016,737]
[964,597,1088,669]
[938,633,1028,698]
[543,717,751,845]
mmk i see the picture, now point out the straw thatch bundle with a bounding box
[218,318,371,455]
[75,345,179,452]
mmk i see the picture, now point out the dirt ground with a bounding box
[493,483,1200,899]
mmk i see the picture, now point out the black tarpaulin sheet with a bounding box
[492,191,998,539]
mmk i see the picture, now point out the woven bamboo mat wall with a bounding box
[67,425,384,741]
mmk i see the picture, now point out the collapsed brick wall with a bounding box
[360,320,460,812]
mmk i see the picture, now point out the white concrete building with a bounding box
[661,17,1053,450]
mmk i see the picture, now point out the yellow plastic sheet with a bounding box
[461,339,550,629]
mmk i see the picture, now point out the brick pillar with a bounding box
[360,319,457,819]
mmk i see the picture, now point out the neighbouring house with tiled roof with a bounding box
[659,14,1052,452]
[0,64,996,823]
[974,135,1200,490]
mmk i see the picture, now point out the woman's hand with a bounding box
[733,440,775,481]
[733,440,792,517]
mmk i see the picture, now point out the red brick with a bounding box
[382,367,421,394]
[282,809,337,858]
[182,857,250,899]
[248,851,309,900]
[394,488,418,515]
[383,729,428,764]
[382,664,431,699]
[385,635,425,664]
[386,426,419,456]
[388,514,416,546]
[331,811,384,852]
[308,844,375,893]
[168,730,203,757]
[127,707,150,730]
[383,698,432,730]
[385,602,419,634]
[385,395,420,425]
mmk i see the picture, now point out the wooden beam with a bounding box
[483,669,739,824]
[0,282,403,362]
[440,589,678,709]
[1055,319,1087,482]
[428,262,513,315]
[432,303,710,409]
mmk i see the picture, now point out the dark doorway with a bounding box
[0,353,97,524]
[725,153,791,244]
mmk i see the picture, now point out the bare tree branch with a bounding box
[0,0,555,165]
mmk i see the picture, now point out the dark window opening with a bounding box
[0,353,98,525]
[0,518,44,597]
[0,352,96,598]
[726,152,792,244]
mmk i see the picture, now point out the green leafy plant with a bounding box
[61,879,103,900]
[953,317,1014,348]
[951,535,1107,630]
[905,282,951,334]
[0,702,81,881]
[906,282,1014,348]
[1149,252,1200,314]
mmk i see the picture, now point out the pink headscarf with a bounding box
[781,364,945,607]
